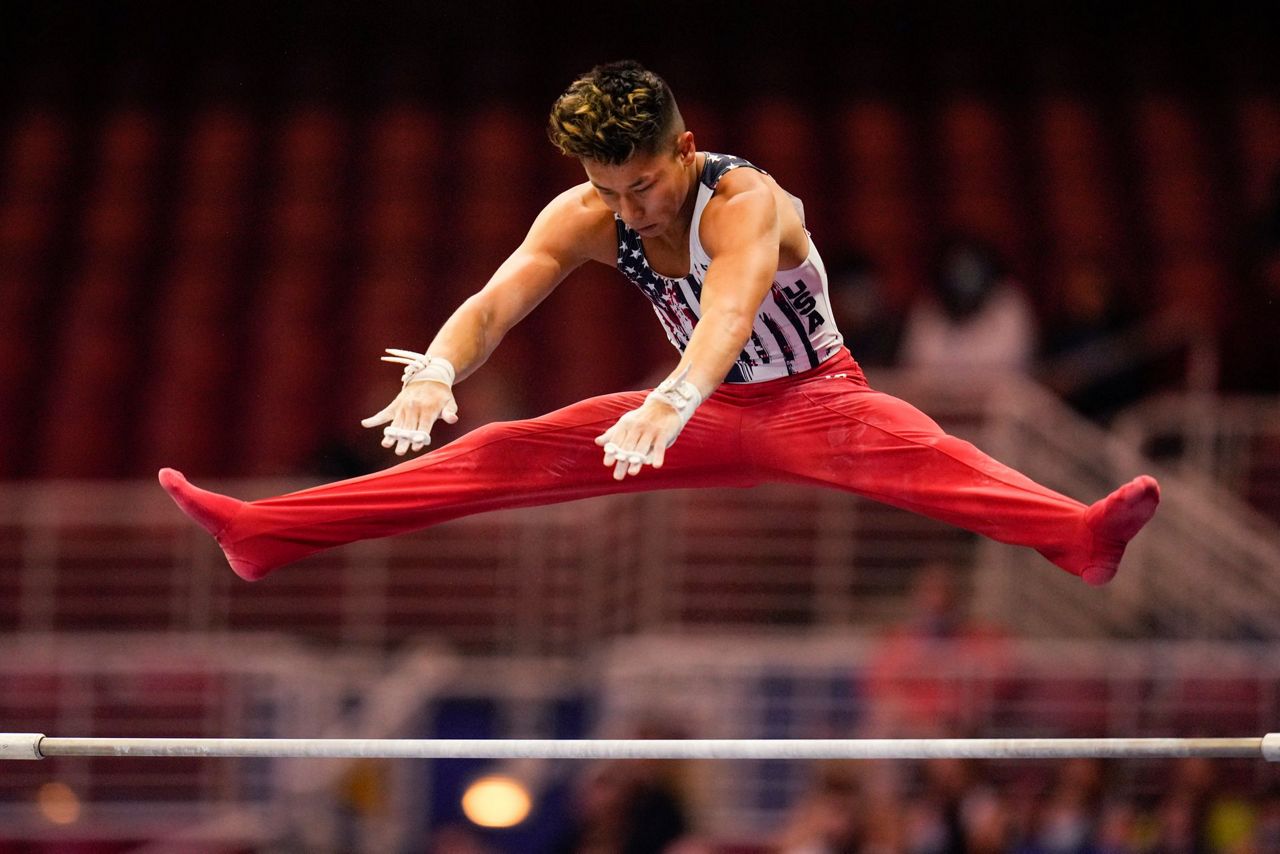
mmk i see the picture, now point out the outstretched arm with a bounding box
[364,188,612,454]
[596,170,783,478]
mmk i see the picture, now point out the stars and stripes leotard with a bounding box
[614,153,844,383]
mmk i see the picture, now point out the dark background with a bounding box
[1,1,1277,478]
[4,2,1277,109]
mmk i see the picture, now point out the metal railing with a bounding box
[1,374,1278,650]
[0,480,978,656]
[1115,393,1280,524]
[965,378,1280,639]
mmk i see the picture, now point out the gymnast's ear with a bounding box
[675,130,696,164]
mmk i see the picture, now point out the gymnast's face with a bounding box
[582,131,698,239]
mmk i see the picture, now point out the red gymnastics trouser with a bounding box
[169,349,1152,583]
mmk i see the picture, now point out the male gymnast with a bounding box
[160,61,1159,585]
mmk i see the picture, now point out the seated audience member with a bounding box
[898,236,1038,379]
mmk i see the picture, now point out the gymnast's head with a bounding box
[548,61,698,236]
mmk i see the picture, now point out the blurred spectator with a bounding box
[825,250,901,369]
[1162,757,1257,854]
[334,758,391,850]
[548,757,691,854]
[1251,782,1280,852]
[773,755,1280,854]
[1039,258,1149,421]
[778,761,896,853]
[864,562,1013,737]
[1150,791,1202,854]
[1091,799,1141,854]
[904,758,1007,854]
[427,824,499,854]
[1020,758,1107,854]
[898,236,1038,378]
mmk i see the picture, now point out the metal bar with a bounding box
[4,734,1277,761]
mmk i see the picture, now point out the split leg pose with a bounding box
[162,61,1158,587]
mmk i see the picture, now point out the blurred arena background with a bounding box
[2,1,1280,851]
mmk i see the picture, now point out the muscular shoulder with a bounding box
[528,183,618,266]
[699,167,781,255]
[709,165,773,203]
[702,166,806,265]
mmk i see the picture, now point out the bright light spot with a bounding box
[461,775,532,828]
[37,782,80,825]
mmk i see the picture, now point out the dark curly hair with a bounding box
[547,61,684,164]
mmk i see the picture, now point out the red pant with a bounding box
[218,349,1091,579]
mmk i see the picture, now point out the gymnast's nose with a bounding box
[620,198,645,226]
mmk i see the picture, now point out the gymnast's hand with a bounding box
[596,367,704,480]
[595,396,685,481]
[361,350,459,455]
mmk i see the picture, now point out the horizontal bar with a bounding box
[4,734,1278,761]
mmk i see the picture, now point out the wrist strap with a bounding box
[646,366,702,427]
[381,349,457,387]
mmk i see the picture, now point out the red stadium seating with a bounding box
[137,267,242,475]
[1237,96,1280,211]
[834,101,928,307]
[0,78,1269,478]
[1133,97,1218,255]
[937,98,1027,272]
[238,262,336,474]
[1132,97,1229,319]
[1035,97,1124,258]
[37,269,140,477]
[741,99,822,229]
